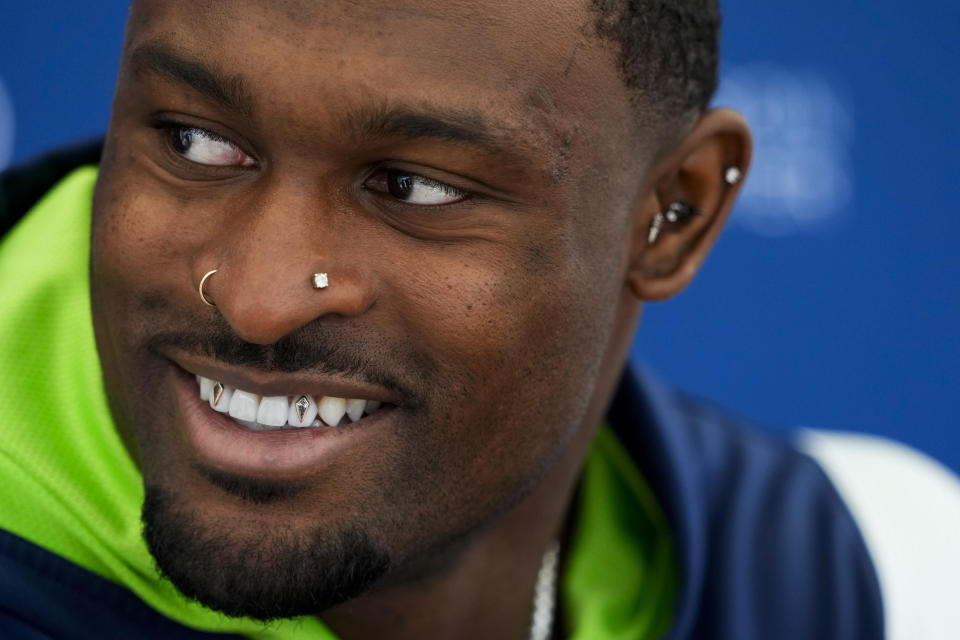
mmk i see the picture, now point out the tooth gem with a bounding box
[295,396,310,422]
[212,382,224,406]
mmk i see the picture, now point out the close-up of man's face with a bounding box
[87,0,674,620]
[8,2,960,638]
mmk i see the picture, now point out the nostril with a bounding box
[210,265,376,345]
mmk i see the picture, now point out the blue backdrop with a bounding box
[1,2,957,473]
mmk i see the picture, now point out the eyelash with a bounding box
[362,167,472,208]
[152,119,255,168]
[152,119,475,207]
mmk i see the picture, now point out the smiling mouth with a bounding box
[197,375,385,431]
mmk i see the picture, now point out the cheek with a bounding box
[375,235,619,539]
[90,162,221,331]
[94,178,194,272]
[416,234,614,368]
[394,233,614,445]
[89,171,184,459]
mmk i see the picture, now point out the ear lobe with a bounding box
[627,108,752,301]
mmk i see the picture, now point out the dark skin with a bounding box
[89,1,749,638]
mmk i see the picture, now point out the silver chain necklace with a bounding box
[528,540,560,640]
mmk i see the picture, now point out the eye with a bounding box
[167,125,256,167]
[364,169,468,206]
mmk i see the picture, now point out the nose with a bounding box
[193,178,376,345]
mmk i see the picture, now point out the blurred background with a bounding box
[1,2,957,473]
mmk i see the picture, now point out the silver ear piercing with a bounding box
[198,269,218,307]
[724,166,742,186]
[648,166,742,245]
[647,201,703,244]
[647,212,666,244]
[663,200,703,223]
[312,273,329,289]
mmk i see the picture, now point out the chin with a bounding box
[141,484,392,620]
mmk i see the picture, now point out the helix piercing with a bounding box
[724,166,742,186]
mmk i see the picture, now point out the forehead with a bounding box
[123,0,637,171]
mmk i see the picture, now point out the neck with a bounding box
[320,445,578,640]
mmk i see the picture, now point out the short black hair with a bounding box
[590,0,720,122]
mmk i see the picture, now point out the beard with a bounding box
[142,482,391,621]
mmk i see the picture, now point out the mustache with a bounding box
[145,321,428,408]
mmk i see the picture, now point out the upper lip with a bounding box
[166,350,402,406]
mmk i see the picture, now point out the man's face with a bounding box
[90,0,644,619]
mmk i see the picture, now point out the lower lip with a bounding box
[171,366,392,479]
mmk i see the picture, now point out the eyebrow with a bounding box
[341,103,509,156]
[130,42,255,118]
[128,41,520,159]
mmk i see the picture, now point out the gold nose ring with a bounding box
[198,269,218,307]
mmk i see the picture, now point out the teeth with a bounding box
[288,395,318,428]
[198,376,213,401]
[257,396,289,427]
[345,398,366,422]
[318,396,347,426]
[195,376,382,430]
[229,390,261,422]
[236,417,272,431]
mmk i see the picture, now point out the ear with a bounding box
[628,108,752,301]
